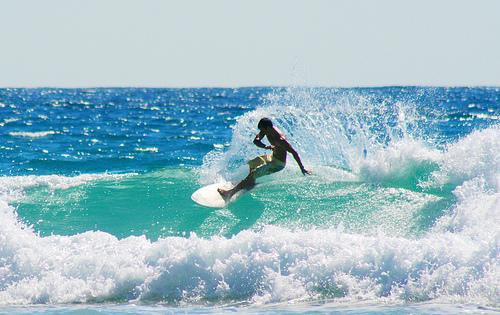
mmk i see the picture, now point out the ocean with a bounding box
[0,87,498,314]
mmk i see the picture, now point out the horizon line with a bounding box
[1,84,500,89]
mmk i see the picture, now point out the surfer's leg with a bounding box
[217,156,270,199]
[218,172,256,199]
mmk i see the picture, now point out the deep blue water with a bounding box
[1,87,498,175]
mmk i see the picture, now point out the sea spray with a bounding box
[200,87,434,184]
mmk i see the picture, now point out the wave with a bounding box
[0,128,498,306]
[0,88,498,307]
[8,131,58,138]
[0,118,20,127]
[0,194,497,305]
[432,126,500,188]
[358,139,441,187]
[0,173,135,204]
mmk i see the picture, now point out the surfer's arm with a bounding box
[253,131,272,149]
[286,142,311,175]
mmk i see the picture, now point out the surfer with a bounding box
[218,117,311,199]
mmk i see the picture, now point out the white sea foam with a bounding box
[2,118,20,125]
[0,198,497,305]
[0,126,498,306]
[135,147,159,153]
[8,131,57,138]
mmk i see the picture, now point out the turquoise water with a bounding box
[0,87,499,314]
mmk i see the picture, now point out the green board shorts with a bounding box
[248,153,286,178]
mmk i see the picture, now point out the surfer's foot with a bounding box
[217,187,232,199]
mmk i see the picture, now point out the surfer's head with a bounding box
[257,118,273,131]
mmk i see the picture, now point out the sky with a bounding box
[1,0,499,87]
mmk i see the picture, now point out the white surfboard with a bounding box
[191,183,242,208]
